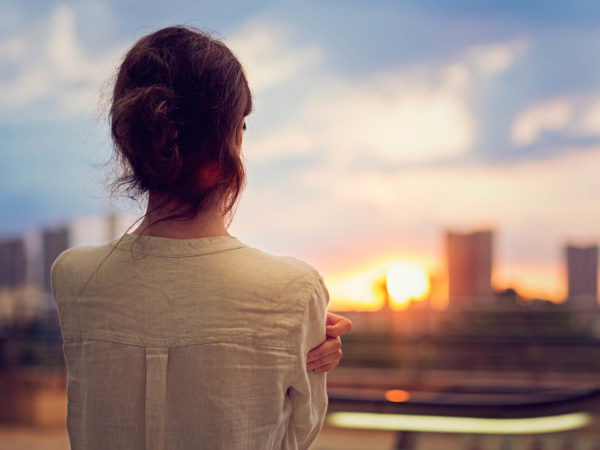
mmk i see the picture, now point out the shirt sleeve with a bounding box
[288,275,329,449]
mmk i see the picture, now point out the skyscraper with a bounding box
[0,237,27,288]
[446,230,493,307]
[566,245,598,309]
[42,226,70,292]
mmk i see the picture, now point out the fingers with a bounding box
[306,335,342,373]
[304,313,351,374]
[326,312,346,326]
[325,312,352,337]
[307,347,342,373]
[307,336,340,362]
[312,360,340,374]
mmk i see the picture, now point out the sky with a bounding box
[2,1,600,308]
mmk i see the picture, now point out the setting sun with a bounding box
[386,263,430,309]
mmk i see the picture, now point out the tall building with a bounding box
[566,245,598,309]
[42,226,70,292]
[446,230,493,307]
[0,238,27,288]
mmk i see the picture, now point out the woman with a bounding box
[51,26,350,450]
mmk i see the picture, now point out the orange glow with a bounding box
[325,254,436,311]
[493,262,566,302]
[386,263,430,309]
[385,389,410,403]
[324,250,572,311]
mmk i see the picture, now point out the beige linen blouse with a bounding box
[51,235,328,450]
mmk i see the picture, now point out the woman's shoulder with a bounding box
[231,243,329,330]
[235,242,322,284]
[52,241,114,272]
[232,242,328,307]
[50,241,116,297]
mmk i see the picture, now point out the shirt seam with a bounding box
[112,245,246,258]
[62,335,298,350]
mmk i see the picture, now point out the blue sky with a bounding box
[3,1,600,302]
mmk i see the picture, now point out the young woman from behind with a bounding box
[51,26,350,450]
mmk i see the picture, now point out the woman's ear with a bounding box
[236,119,246,153]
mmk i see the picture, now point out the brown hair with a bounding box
[110,26,252,220]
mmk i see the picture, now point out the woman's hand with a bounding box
[306,312,352,373]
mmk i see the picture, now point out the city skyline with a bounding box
[1,214,598,311]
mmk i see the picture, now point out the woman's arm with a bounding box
[306,312,352,373]
[288,276,329,449]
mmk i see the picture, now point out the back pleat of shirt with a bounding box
[145,347,169,450]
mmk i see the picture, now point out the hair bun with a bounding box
[111,84,183,189]
[110,26,252,220]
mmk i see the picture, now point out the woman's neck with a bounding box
[132,193,230,239]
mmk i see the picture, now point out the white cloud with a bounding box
[441,62,471,90]
[0,16,320,120]
[246,125,315,160]
[0,34,27,61]
[299,144,600,240]
[0,5,125,119]
[577,97,600,135]
[245,68,477,165]
[314,75,475,164]
[511,94,600,146]
[512,98,575,146]
[226,21,321,94]
[244,36,530,166]
[466,38,529,76]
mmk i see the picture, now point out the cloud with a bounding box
[245,125,315,160]
[245,66,477,165]
[0,14,318,121]
[577,97,600,135]
[511,98,575,146]
[315,145,600,230]
[307,73,476,165]
[226,21,321,94]
[511,94,600,147]
[0,5,125,120]
[244,36,529,166]
[0,33,27,61]
[466,38,529,76]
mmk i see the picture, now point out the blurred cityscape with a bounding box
[0,214,131,431]
[1,216,600,449]
[330,230,600,449]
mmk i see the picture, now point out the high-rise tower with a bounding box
[566,245,598,309]
[446,230,493,307]
[0,238,27,288]
[42,227,70,293]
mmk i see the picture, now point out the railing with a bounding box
[325,374,600,449]
[327,386,600,418]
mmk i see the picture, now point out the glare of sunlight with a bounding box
[386,262,430,309]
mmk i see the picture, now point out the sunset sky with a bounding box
[2,1,600,309]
